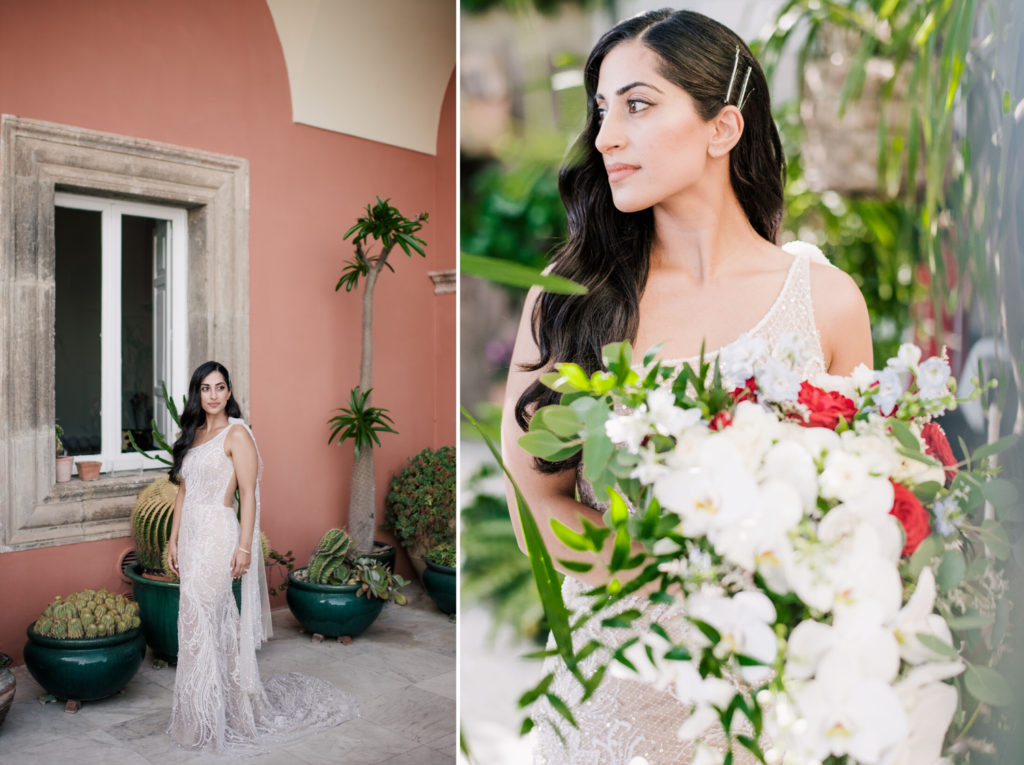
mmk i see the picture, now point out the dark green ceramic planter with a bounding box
[23,624,145,701]
[422,559,456,614]
[359,541,397,572]
[125,562,241,663]
[286,567,384,637]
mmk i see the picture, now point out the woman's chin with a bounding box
[610,192,653,214]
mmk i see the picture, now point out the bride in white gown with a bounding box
[501,10,873,765]
[165,361,358,758]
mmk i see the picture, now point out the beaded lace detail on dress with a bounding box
[531,244,830,765]
[168,417,359,757]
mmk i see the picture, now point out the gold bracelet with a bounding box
[238,546,250,554]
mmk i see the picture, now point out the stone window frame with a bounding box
[0,115,250,552]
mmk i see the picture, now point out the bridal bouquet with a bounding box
[499,335,1018,765]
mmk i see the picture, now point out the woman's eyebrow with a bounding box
[595,81,664,101]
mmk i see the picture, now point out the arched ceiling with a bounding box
[266,0,455,156]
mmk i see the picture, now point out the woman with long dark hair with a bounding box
[500,10,872,764]
[164,361,358,756]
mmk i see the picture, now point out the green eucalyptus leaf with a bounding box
[519,431,574,459]
[982,478,1019,508]
[936,550,966,591]
[915,633,958,658]
[965,664,1014,706]
[945,613,995,630]
[538,406,584,438]
[972,435,1020,463]
[889,420,920,451]
[907,534,944,578]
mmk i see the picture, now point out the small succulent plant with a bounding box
[32,590,140,639]
[427,543,456,569]
[350,558,410,605]
[298,530,409,605]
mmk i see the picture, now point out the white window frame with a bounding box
[54,192,188,474]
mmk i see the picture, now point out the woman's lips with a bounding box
[606,163,639,183]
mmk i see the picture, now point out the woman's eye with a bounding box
[628,99,651,114]
[596,106,607,122]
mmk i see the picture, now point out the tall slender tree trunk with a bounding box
[347,257,383,553]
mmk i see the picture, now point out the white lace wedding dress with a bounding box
[531,243,832,765]
[168,416,359,757]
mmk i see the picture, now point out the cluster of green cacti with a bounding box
[134,476,272,581]
[307,528,353,585]
[55,424,65,457]
[33,590,141,639]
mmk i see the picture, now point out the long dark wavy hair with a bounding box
[168,361,242,485]
[515,9,786,473]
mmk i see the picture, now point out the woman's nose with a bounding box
[595,111,624,155]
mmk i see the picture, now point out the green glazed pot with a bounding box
[125,562,241,663]
[23,624,145,701]
[422,559,456,614]
[286,568,384,637]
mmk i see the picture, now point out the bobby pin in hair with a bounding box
[724,45,741,104]
[736,66,753,110]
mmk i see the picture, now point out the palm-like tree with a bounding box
[330,198,428,553]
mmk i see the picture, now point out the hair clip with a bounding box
[736,67,753,111]
[724,46,741,104]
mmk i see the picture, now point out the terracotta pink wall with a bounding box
[0,0,456,664]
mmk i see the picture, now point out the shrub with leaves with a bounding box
[427,543,456,569]
[385,446,456,559]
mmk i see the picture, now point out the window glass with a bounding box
[121,215,157,452]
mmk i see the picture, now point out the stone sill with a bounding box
[43,470,163,505]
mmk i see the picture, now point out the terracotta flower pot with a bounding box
[76,461,102,481]
[55,455,74,483]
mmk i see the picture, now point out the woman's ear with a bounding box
[707,105,744,158]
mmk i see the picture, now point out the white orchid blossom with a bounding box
[880,663,964,765]
[687,591,778,685]
[646,388,702,437]
[605,410,648,454]
[674,660,740,740]
[889,567,957,665]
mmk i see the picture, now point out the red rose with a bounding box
[889,480,931,556]
[709,410,733,432]
[921,422,958,486]
[730,377,758,405]
[797,381,858,430]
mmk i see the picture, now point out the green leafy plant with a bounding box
[350,558,411,605]
[427,542,457,569]
[266,548,295,596]
[126,381,184,466]
[327,387,397,460]
[460,462,555,641]
[384,446,456,562]
[32,590,141,639]
[55,424,64,457]
[333,197,428,554]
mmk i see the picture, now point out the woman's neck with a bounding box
[201,412,230,432]
[649,169,760,285]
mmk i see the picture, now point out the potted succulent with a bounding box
[287,528,409,641]
[384,446,456,579]
[55,424,73,483]
[422,543,456,615]
[330,198,428,558]
[23,590,145,711]
[0,648,14,729]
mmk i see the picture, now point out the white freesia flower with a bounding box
[722,401,778,472]
[774,331,810,369]
[687,591,778,684]
[630,445,670,485]
[889,567,956,665]
[881,663,965,765]
[812,370,858,401]
[647,388,702,437]
[605,410,648,454]
[666,426,710,471]
[654,436,758,542]
[916,357,951,400]
[873,367,904,415]
[719,333,769,388]
[792,653,909,765]
[756,356,803,402]
[888,343,922,374]
[851,363,876,393]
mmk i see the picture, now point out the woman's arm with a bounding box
[501,287,647,588]
[225,425,259,577]
[166,475,185,576]
[808,261,874,375]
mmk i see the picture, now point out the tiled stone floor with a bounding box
[0,582,455,765]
